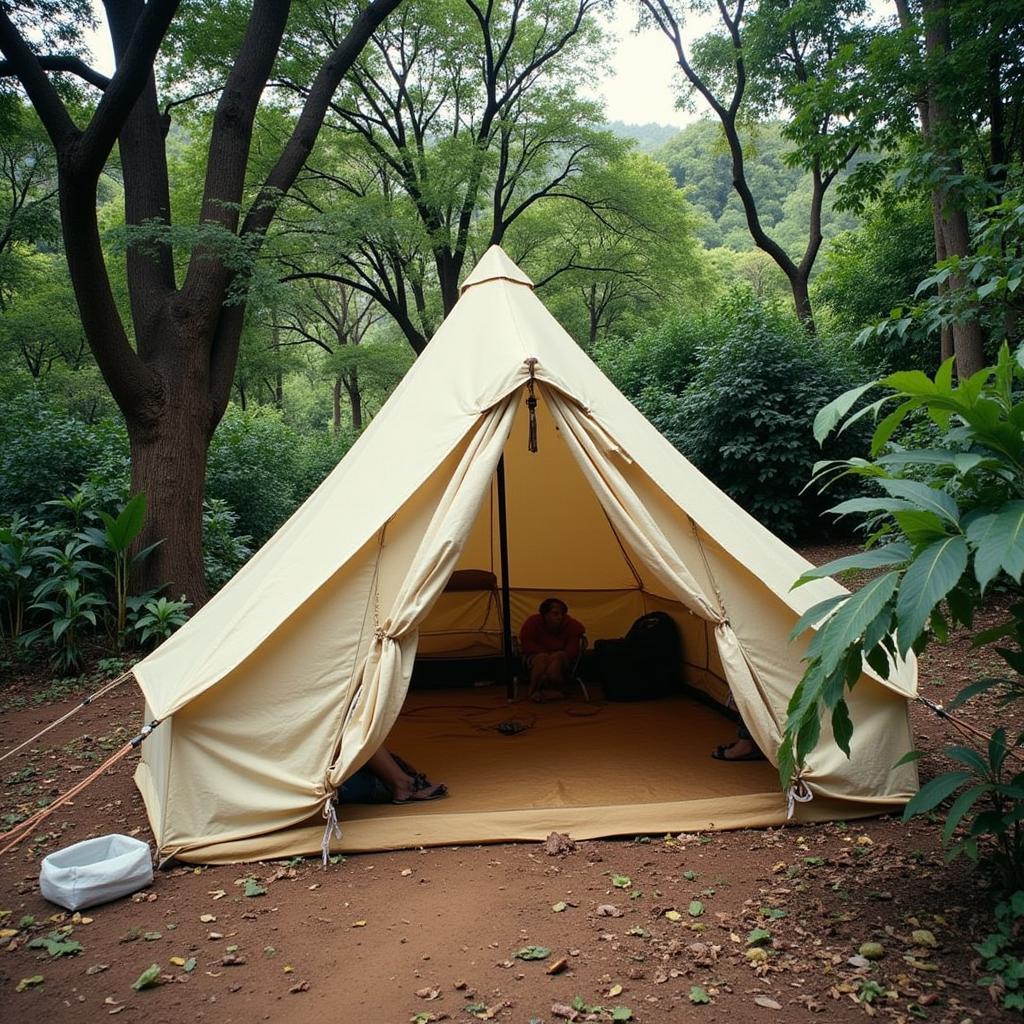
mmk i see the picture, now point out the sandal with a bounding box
[392,782,448,805]
[711,743,766,762]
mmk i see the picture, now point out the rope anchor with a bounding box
[524,357,539,453]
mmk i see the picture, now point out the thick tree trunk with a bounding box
[924,0,986,379]
[127,400,211,604]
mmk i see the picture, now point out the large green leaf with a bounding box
[895,536,969,656]
[892,509,950,546]
[813,382,876,444]
[878,478,960,525]
[968,512,1003,592]
[880,369,938,396]
[808,572,900,675]
[902,770,972,820]
[795,543,911,583]
[827,496,914,518]
[106,493,147,552]
[788,594,848,639]
[992,502,1024,582]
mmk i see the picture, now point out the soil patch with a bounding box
[0,546,1019,1023]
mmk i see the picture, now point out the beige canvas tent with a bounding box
[133,247,918,865]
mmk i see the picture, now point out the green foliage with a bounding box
[652,117,859,257]
[665,292,864,539]
[206,406,354,548]
[976,891,1024,1012]
[202,499,253,592]
[78,493,159,643]
[130,596,192,648]
[811,193,939,372]
[0,389,129,517]
[858,190,1024,368]
[785,347,1024,892]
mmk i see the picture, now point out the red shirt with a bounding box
[519,613,585,660]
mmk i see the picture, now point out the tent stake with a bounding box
[496,455,514,700]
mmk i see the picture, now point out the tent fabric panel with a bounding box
[492,390,643,591]
[149,548,380,854]
[326,398,519,796]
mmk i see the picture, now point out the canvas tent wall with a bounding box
[133,247,918,864]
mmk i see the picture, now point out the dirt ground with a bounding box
[0,544,1021,1023]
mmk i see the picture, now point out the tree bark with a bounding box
[923,0,986,378]
[0,0,402,607]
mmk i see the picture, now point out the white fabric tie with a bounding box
[320,797,341,867]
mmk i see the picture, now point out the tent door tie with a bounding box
[525,357,539,453]
[786,775,813,820]
[320,796,341,867]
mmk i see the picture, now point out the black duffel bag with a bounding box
[594,611,683,701]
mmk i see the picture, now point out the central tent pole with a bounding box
[495,455,514,699]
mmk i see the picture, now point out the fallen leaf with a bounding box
[415,986,441,999]
[244,878,267,897]
[200,914,216,923]
[552,901,568,913]
[612,874,631,888]
[689,985,711,1004]
[608,983,623,997]
[289,980,310,993]
[754,996,782,1009]
[169,956,186,967]
[132,964,162,991]
[401,869,413,877]
[16,975,44,992]
[665,910,682,922]
[547,957,569,975]
[688,901,705,918]
[352,920,367,928]
[208,889,227,900]
[86,963,111,975]
[514,945,551,961]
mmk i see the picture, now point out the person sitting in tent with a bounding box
[519,597,585,702]
[340,749,447,805]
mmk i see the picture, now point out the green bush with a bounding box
[666,292,864,540]
[0,390,129,516]
[206,406,354,548]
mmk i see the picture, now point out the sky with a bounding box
[83,4,710,131]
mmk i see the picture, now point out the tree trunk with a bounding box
[127,397,211,604]
[333,377,342,435]
[923,0,986,379]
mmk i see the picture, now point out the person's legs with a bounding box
[528,653,552,696]
[364,749,446,802]
[711,715,764,761]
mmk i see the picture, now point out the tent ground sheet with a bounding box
[332,687,789,852]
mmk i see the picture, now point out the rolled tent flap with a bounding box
[544,385,782,763]
[326,394,519,797]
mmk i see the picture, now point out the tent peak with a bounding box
[460,245,534,295]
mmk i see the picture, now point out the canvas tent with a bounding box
[133,247,918,865]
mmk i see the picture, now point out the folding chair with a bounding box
[512,635,590,702]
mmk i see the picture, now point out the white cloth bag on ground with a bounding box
[39,834,153,910]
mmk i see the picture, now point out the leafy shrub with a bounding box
[202,499,252,592]
[666,292,864,540]
[129,595,192,648]
[976,891,1024,1012]
[787,348,1024,893]
[0,389,129,516]
[206,406,353,548]
[594,313,704,402]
